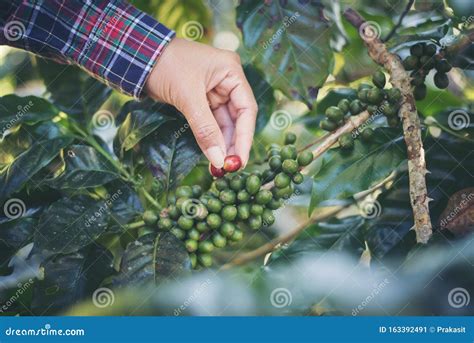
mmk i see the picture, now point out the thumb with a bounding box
[181,91,227,168]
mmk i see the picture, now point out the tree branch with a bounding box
[343,8,432,243]
[220,206,345,270]
[382,0,415,42]
[223,170,397,269]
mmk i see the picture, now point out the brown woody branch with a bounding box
[220,206,344,270]
[343,8,432,243]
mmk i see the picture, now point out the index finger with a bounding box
[227,71,258,166]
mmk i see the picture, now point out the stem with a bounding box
[382,0,415,42]
[124,220,146,230]
[141,188,162,210]
[298,132,330,153]
[221,206,345,270]
[344,8,433,244]
[71,123,131,180]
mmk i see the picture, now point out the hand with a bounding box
[145,38,258,168]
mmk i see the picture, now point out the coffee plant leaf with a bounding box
[0,136,73,201]
[106,181,144,233]
[138,120,201,193]
[310,128,406,214]
[0,217,36,267]
[237,0,334,107]
[0,95,59,129]
[243,65,275,133]
[45,145,120,189]
[114,232,191,287]
[31,245,114,315]
[33,195,110,255]
[114,100,176,156]
[268,216,367,266]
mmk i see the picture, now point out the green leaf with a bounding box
[237,1,334,107]
[31,245,114,315]
[416,88,464,116]
[0,217,36,267]
[268,216,367,265]
[0,95,59,131]
[114,232,191,287]
[36,58,111,121]
[114,100,175,156]
[34,196,110,255]
[310,128,406,213]
[45,145,120,189]
[106,181,143,232]
[0,136,73,201]
[139,120,201,193]
[243,65,275,133]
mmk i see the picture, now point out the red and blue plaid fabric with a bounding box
[0,0,175,98]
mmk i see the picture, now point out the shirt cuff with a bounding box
[73,0,175,99]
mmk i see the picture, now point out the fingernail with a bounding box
[206,146,225,168]
[242,157,249,169]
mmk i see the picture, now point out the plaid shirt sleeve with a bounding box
[0,0,175,98]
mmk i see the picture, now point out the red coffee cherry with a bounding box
[223,155,242,172]
[209,164,226,178]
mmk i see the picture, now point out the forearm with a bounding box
[0,0,175,98]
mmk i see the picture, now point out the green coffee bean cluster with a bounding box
[319,70,402,149]
[402,42,452,100]
[141,132,313,269]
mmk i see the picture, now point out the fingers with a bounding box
[216,69,258,167]
[181,90,227,168]
[232,102,256,167]
[213,104,234,152]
